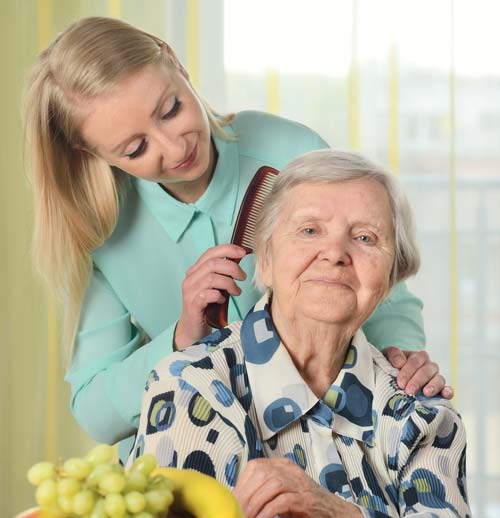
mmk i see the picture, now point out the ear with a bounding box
[161,44,190,80]
[256,245,273,289]
[73,144,98,159]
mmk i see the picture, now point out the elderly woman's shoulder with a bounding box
[369,346,464,449]
[146,321,245,390]
[371,345,457,412]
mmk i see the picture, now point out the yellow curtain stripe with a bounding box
[108,0,122,18]
[266,70,280,115]
[36,0,59,462]
[46,300,59,462]
[348,0,360,149]
[388,45,400,175]
[449,0,458,398]
[36,0,52,50]
[187,0,200,90]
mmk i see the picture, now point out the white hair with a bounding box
[253,149,420,291]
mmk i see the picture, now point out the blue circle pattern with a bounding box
[308,401,334,428]
[284,444,307,470]
[210,380,235,407]
[335,373,373,427]
[145,370,160,392]
[319,463,349,495]
[225,348,252,412]
[134,434,145,460]
[263,397,302,433]
[400,469,459,515]
[224,454,239,487]
[382,394,415,421]
[357,490,390,514]
[241,310,280,364]
[147,391,176,434]
[154,400,176,431]
[169,360,191,377]
[193,327,233,352]
[324,386,346,413]
[343,345,358,369]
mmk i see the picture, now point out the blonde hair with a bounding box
[24,17,233,363]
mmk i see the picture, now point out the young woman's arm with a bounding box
[65,269,173,444]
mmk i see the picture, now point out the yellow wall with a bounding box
[0,2,166,516]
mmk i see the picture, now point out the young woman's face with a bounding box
[80,62,214,201]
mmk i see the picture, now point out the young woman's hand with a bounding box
[174,244,247,350]
[383,347,454,399]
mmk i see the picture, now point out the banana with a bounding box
[152,467,244,518]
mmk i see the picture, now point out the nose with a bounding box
[153,127,186,167]
[316,233,352,266]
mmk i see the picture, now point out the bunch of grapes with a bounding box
[27,444,174,518]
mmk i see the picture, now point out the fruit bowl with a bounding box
[18,445,243,518]
[15,508,40,518]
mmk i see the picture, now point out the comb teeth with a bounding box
[204,166,279,329]
[231,166,279,251]
[240,182,275,248]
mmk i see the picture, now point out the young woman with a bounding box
[24,17,448,461]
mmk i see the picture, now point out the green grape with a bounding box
[133,513,155,518]
[144,488,173,514]
[99,471,126,494]
[57,494,74,514]
[124,490,146,513]
[27,461,56,485]
[64,457,92,480]
[110,463,125,474]
[86,443,114,465]
[147,474,174,492]
[104,493,127,518]
[57,476,81,496]
[36,478,57,507]
[131,454,157,476]
[73,489,96,515]
[123,470,148,493]
[87,463,113,488]
[89,499,108,518]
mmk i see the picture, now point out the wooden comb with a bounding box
[204,165,279,328]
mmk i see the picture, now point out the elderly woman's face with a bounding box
[259,179,395,329]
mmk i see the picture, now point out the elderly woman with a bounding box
[129,150,470,518]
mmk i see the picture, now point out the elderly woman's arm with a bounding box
[394,401,471,517]
[127,375,245,481]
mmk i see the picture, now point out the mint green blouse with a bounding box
[65,111,425,459]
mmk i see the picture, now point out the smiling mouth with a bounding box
[172,144,197,170]
[306,278,351,289]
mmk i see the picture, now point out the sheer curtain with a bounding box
[197,1,500,516]
[2,1,498,517]
[1,1,169,516]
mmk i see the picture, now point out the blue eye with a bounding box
[302,227,317,236]
[126,139,147,159]
[357,235,374,244]
[161,97,181,120]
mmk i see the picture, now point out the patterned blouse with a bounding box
[129,294,471,518]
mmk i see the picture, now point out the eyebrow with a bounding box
[288,212,386,232]
[109,86,172,155]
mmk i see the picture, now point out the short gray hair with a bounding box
[253,149,420,291]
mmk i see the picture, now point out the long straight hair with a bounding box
[23,17,233,363]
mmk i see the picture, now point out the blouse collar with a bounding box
[241,293,376,446]
[134,125,240,243]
